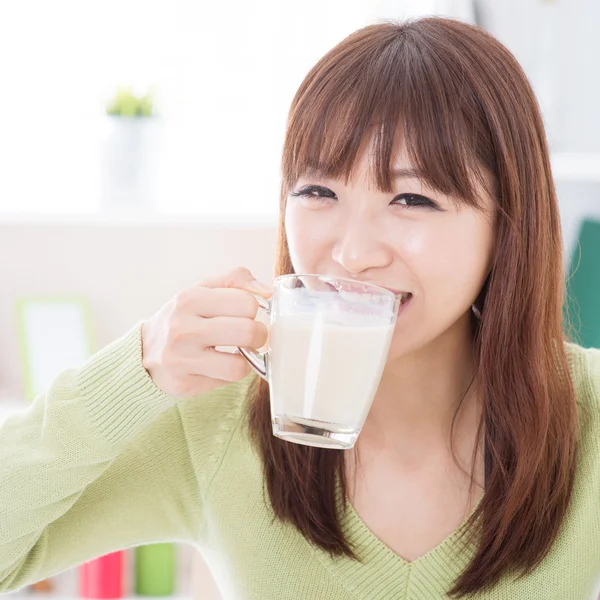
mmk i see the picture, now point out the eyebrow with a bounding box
[392,168,440,193]
[391,168,424,179]
[302,167,424,180]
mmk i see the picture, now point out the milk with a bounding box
[268,313,395,430]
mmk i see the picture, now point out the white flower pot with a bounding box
[99,115,162,210]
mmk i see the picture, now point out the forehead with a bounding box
[300,139,423,184]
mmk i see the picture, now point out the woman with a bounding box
[1,16,599,600]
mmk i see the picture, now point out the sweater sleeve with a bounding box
[0,322,249,593]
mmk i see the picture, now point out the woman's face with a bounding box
[284,142,497,360]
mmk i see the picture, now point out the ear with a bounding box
[474,270,492,313]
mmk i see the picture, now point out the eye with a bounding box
[289,185,337,202]
[289,187,441,210]
[391,193,439,210]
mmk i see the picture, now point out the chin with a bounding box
[385,334,418,363]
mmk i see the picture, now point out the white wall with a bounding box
[0,222,277,402]
[473,0,600,154]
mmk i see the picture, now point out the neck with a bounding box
[357,311,482,468]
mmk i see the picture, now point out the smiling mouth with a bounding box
[340,280,413,304]
[399,292,413,305]
[383,289,413,304]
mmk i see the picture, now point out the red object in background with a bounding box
[79,551,125,599]
[29,578,54,593]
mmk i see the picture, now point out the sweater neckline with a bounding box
[312,474,483,598]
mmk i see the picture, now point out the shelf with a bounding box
[0,152,598,228]
[0,211,278,227]
[551,152,600,182]
[3,594,191,599]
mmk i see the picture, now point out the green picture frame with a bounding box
[16,297,95,402]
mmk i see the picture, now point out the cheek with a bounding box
[421,218,494,299]
[284,204,333,271]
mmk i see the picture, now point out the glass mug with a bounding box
[238,274,400,449]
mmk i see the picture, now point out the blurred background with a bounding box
[1,0,599,599]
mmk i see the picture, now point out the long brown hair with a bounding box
[245,16,579,597]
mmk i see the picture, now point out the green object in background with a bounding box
[134,543,176,596]
[564,218,600,349]
[15,297,95,402]
[106,85,156,117]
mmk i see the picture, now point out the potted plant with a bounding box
[99,85,162,210]
[106,86,155,118]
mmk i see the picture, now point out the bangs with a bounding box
[281,21,494,211]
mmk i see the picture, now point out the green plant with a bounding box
[106,85,155,117]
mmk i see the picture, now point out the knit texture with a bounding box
[1,322,599,599]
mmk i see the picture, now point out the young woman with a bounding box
[2,16,599,600]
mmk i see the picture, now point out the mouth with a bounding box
[395,292,413,317]
[398,292,413,306]
[383,289,413,305]
[336,279,413,306]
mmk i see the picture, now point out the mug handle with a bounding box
[237,295,270,381]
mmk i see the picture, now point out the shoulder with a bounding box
[564,340,600,413]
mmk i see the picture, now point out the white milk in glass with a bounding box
[268,312,395,434]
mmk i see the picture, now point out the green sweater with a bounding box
[1,323,599,599]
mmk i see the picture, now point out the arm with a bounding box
[0,323,247,592]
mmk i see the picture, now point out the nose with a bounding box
[331,215,392,276]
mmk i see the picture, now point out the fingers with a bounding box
[143,266,274,399]
[199,266,273,296]
[198,316,269,349]
[174,287,261,319]
[168,314,268,355]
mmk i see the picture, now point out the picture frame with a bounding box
[16,297,95,402]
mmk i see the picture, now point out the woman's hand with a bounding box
[141,267,272,398]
